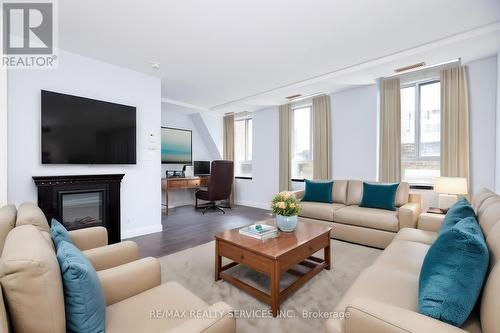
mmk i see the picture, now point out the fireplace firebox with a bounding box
[32,174,124,244]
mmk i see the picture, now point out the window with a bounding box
[234,117,252,177]
[291,106,313,180]
[401,80,440,185]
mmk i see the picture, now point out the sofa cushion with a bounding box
[419,216,489,327]
[57,240,105,333]
[373,239,430,275]
[0,205,16,255]
[299,202,343,221]
[106,281,209,332]
[50,218,71,248]
[332,180,348,204]
[439,197,475,235]
[0,225,66,333]
[15,201,50,233]
[302,179,334,203]
[334,265,419,319]
[393,228,438,245]
[359,182,399,211]
[334,206,399,232]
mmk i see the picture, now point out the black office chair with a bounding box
[195,160,234,214]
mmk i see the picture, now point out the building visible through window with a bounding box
[234,117,252,177]
[401,80,440,185]
[291,106,313,180]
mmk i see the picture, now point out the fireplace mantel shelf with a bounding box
[33,174,125,186]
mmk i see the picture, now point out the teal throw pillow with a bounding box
[439,197,475,235]
[359,182,399,211]
[301,180,334,203]
[50,218,72,248]
[418,216,489,327]
[56,240,105,333]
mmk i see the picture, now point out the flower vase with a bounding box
[275,214,298,232]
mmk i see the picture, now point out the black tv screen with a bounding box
[41,90,137,164]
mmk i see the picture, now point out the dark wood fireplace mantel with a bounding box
[33,174,124,244]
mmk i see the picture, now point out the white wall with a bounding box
[331,85,378,180]
[7,50,162,238]
[467,55,497,194]
[161,108,221,207]
[234,107,279,209]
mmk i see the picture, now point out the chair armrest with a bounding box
[398,202,421,229]
[293,190,305,200]
[343,298,467,333]
[164,302,235,333]
[418,213,446,232]
[69,226,108,251]
[98,257,161,306]
[83,241,140,271]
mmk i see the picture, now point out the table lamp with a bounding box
[434,177,468,211]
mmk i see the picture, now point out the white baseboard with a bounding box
[121,224,163,239]
[235,200,270,210]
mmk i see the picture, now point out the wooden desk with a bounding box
[162,176,210,214]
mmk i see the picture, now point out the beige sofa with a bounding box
[325,188,500,333]
[294,180,422,248]
[0,202,236,333]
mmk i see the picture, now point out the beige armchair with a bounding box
[0,203,236,333]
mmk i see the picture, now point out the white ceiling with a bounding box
[59,0,500,114]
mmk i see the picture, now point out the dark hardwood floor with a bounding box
[128,205,271,258]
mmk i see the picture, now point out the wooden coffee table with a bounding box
[214,219,332,316]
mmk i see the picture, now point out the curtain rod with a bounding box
[383,58,461,80]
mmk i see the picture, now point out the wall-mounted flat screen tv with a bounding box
[41,90,137,164]
[161,127,192,164]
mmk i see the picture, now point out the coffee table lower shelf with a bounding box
[215,233,331,317]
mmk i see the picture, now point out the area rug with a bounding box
[158,239,381,333]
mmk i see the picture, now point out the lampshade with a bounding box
[434,177,468,195]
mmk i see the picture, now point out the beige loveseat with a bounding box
[0,202,235,333]
[295,180,422,248]
[325,188,500,333]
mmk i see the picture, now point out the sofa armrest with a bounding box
[293,190,305,200]
[408,193,423,206]
[83,241,140,271]
[69,226,108,251]
[98,257,161,306]
[398,202,421,229]
[343,298,467,333]
[418,213,446,232]
[164,302,235,333]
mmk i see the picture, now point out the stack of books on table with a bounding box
[239,224,279,240]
